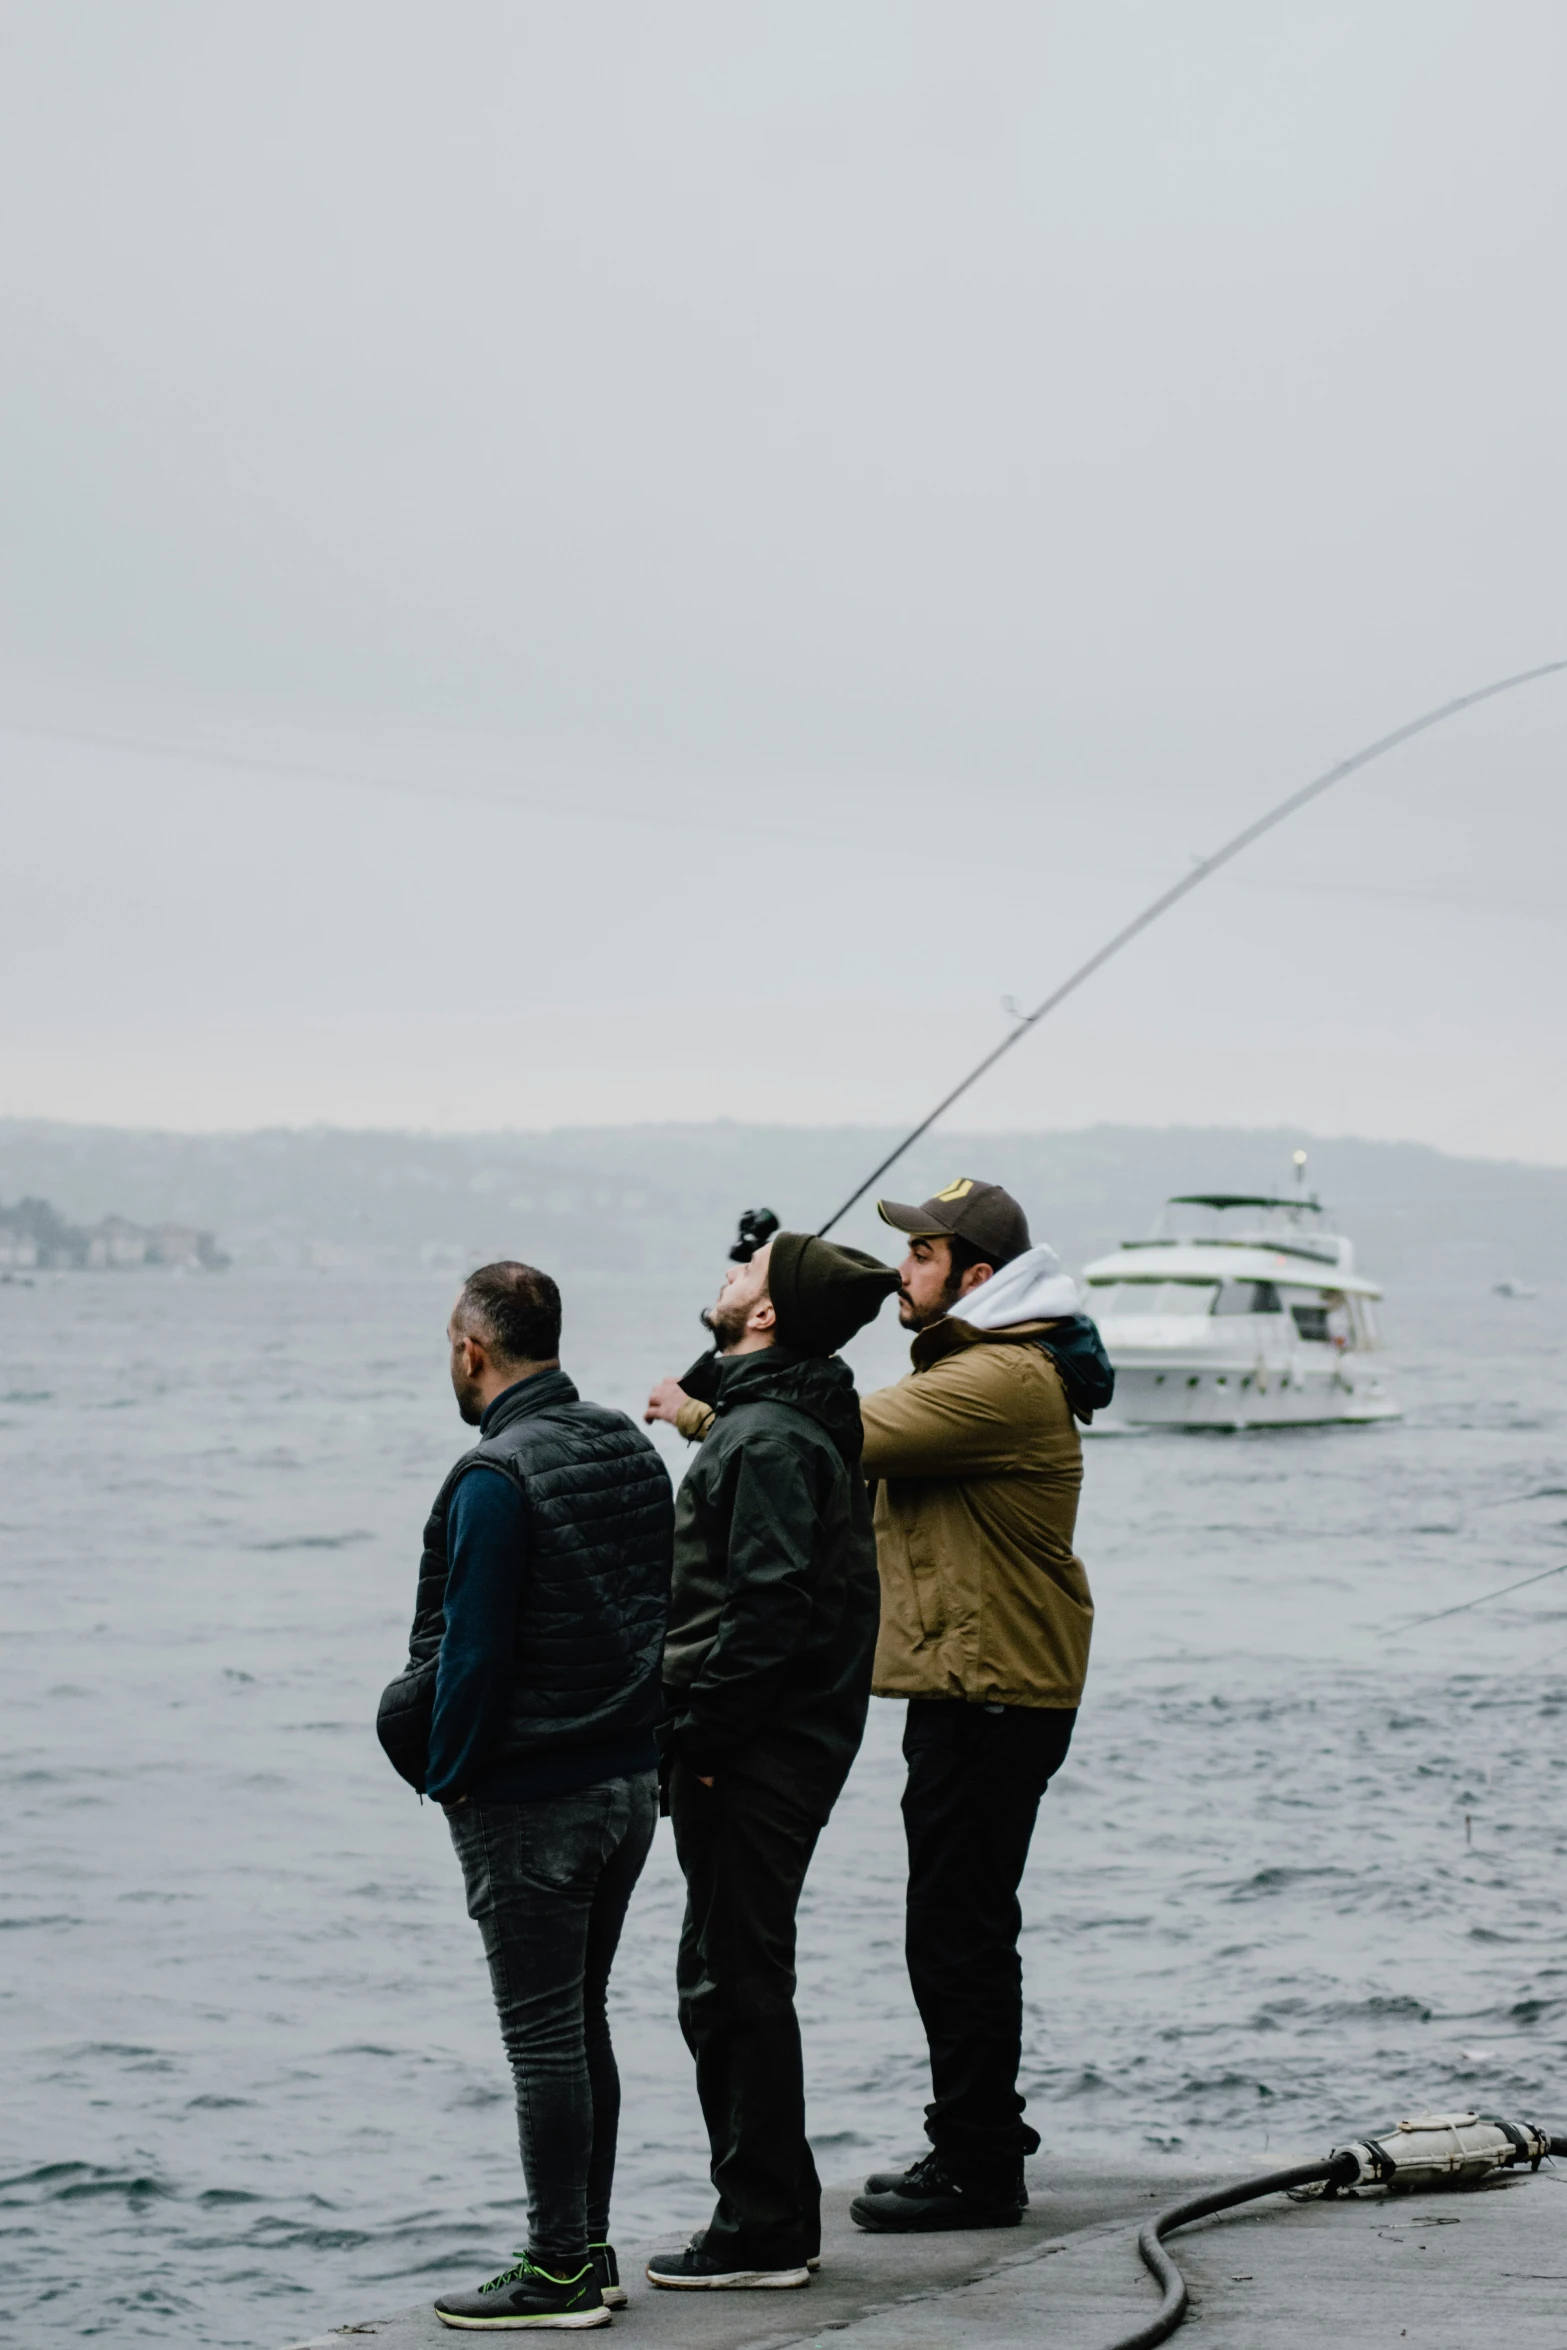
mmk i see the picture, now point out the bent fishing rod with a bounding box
[806,659,1567,1240]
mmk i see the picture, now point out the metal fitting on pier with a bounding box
[1325,2111,1553,2194]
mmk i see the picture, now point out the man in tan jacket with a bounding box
[848,1177,1111,2236]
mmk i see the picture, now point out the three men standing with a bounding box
[386,1175,1106,2321]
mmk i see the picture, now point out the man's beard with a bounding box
[700,1296,749,1351]
[452,1374,485,1425]
[898,1270,965,1333]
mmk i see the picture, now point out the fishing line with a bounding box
[1404,1555,1567,1629]
[817,659,1567,1236]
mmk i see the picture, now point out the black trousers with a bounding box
[901,1698,1076,2179]
[668,1759,828,2265]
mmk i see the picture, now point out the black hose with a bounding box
[1104,2155,1356,2350]
[1102,2133,1567,2350]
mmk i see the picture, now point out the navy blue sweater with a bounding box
[425,1379,659,1806]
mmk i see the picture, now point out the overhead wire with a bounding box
[0,716,806,845]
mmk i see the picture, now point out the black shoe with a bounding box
[434,2253,609,2329]
[645,2236,811,2289]
[588,2244,625,2309]
[851,2152,1026,2234]
[859,2152,1029,2209]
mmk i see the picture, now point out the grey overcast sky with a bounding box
[2,2,1565,1156]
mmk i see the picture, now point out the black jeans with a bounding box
[902,1699,1076,2180]
[447,1772,658,2269]
[668,1759,828,2266]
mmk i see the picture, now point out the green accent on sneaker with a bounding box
[436,2250,609,2330]
[478,2265,529,2296]
[480,2257,592,2295]
[587,2243,627,2308]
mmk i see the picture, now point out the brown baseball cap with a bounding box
[876,1177,1031,1268]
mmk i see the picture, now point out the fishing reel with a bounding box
[730,1207,780,1264]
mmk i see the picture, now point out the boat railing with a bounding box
[1114,1234,1345,1268]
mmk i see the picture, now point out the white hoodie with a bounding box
[948,1241,1081,1331]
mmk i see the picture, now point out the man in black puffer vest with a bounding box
[641,1232,900,2291]
[380,1260,672,2334]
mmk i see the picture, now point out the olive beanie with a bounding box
[766,1232,901,1357]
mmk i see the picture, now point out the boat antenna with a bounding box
[816,659,1567,1236]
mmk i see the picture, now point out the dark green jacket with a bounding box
[662,1346,879,1809]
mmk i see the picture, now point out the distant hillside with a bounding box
[0,1118,1562,1287]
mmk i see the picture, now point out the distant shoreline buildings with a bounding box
[0,1195,228,1272]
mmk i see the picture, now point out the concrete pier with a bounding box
[281,2159,1567,2350]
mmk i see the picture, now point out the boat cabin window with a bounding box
[1281,1287,1350,1345]
[1212,1280,1283,1316]
[1087,1280,1219,1316]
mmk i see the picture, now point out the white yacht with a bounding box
[1081,1171,1399,1430]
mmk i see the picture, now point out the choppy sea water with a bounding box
[2,1268,1564,2349]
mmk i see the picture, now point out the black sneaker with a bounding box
[434,2253,609,2329]
[645,2236,811,2289]
[862,2151,1028,2205]
[588,2244,626,2309]
[851,2152,1026,2233]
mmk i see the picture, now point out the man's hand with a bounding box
[644,1376,690,1426]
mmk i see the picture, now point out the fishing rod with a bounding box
[811,660,1567,1239]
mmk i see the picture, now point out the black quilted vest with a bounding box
[377,1370,673,1790]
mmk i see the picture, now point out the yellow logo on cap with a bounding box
[934,1178,974,1201]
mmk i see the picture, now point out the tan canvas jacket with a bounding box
[858,1318,1092,1709]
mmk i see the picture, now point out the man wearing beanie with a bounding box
[849,1177,1113,2237]
[642,1233,899,2290]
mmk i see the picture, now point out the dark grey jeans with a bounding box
[447,1772,658,2269]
